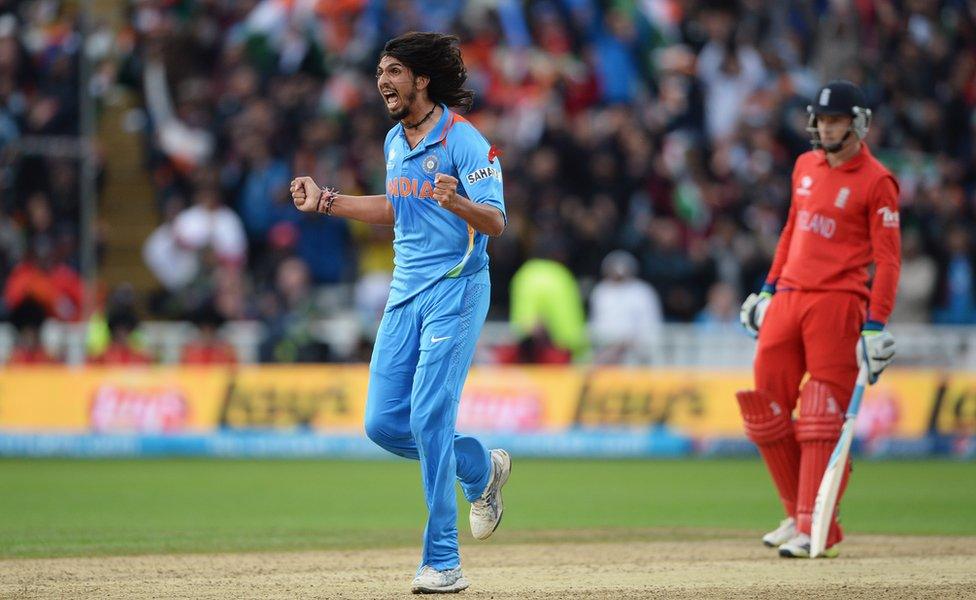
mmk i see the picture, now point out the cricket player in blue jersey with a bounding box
[290,32,511,594]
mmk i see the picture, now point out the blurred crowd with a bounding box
[1,0,975,364]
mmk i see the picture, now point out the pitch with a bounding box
[1,459,974,598]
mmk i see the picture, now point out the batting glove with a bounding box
[740,285,774,338]
[857,321,896,384]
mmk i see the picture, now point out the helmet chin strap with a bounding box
[823,129,853,154]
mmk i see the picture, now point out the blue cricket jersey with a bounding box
[383,104,506,308]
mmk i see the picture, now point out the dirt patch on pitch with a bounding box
[2,532,975,599]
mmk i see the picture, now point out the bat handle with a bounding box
[846,364,869,419]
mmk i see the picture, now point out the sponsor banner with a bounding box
[0,366,370,434]
[217,366,368,431]
[0,367,224,432]
[572,368,749,435]
[0,367,973,457]
[567,368,976,443]
[457,367,581,432]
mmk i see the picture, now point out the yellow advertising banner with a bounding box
[0,366,973,439]
[0,367,225,431]
[565,368,975,439]
[217,365,369,430]
[457,366,584,432]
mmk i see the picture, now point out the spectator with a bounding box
[295,209,352,284]
[509,240,588,360]
[7,297,58,364]
[640,219,716,321]
[89,306,153,365]
[589,250,662,364]
[0,208,25,290]
[695,281,741,328]
[180,303,237,365]
[172,182,247,269]
[696,10,766,142]
[3,238,83,321]
[236,133,293,248]
[259,256,331,363]
[494,325,572,365]
[933,226,976,325]
[143,194,197,310]
[891,228,937,324]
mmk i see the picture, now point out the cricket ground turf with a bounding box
[1,458,974,598]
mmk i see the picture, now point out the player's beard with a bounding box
[387,86,417,122]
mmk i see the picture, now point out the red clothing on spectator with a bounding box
[180,342,237,365]
[494,343,572,365]
[89,343,153,366]
[8,347,59,365]
[3,262,84,321]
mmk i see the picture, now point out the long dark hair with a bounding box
[382,32,475,112]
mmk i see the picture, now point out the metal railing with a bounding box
[2,319,976,369]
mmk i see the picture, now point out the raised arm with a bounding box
[432,173,505,237]
[290,176,394,226]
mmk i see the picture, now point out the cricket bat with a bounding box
[810,363,869,558]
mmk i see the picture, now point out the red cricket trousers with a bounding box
[756,290,864,411]
[753,290,864,547]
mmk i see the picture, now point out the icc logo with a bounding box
[422,154,439,174]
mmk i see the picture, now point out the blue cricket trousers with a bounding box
[364,268,492,570]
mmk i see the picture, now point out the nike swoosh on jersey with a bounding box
[430,335,452,344]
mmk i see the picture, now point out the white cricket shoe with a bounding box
[762,517,797,548]
[411,565,469,594]
[469,449,511,540]
[778,532,839,558]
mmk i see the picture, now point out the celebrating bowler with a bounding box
[290,32,510,593]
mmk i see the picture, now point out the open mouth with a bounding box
[381,89,399,110]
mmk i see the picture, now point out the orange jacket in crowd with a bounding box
[3,262,84,321]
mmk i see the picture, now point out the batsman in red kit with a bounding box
[737,80,900,558]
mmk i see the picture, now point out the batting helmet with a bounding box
[806,80,872,151]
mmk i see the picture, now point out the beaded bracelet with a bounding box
[317,187,339,216]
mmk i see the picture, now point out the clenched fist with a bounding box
[290,176,322,213]
[432,173,459,210]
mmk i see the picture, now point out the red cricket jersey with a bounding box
[766,143,901,323]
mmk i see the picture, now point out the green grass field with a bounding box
[1,458,973,558]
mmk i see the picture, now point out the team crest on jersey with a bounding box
[422,154,439,174]
[834,187,850,208]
